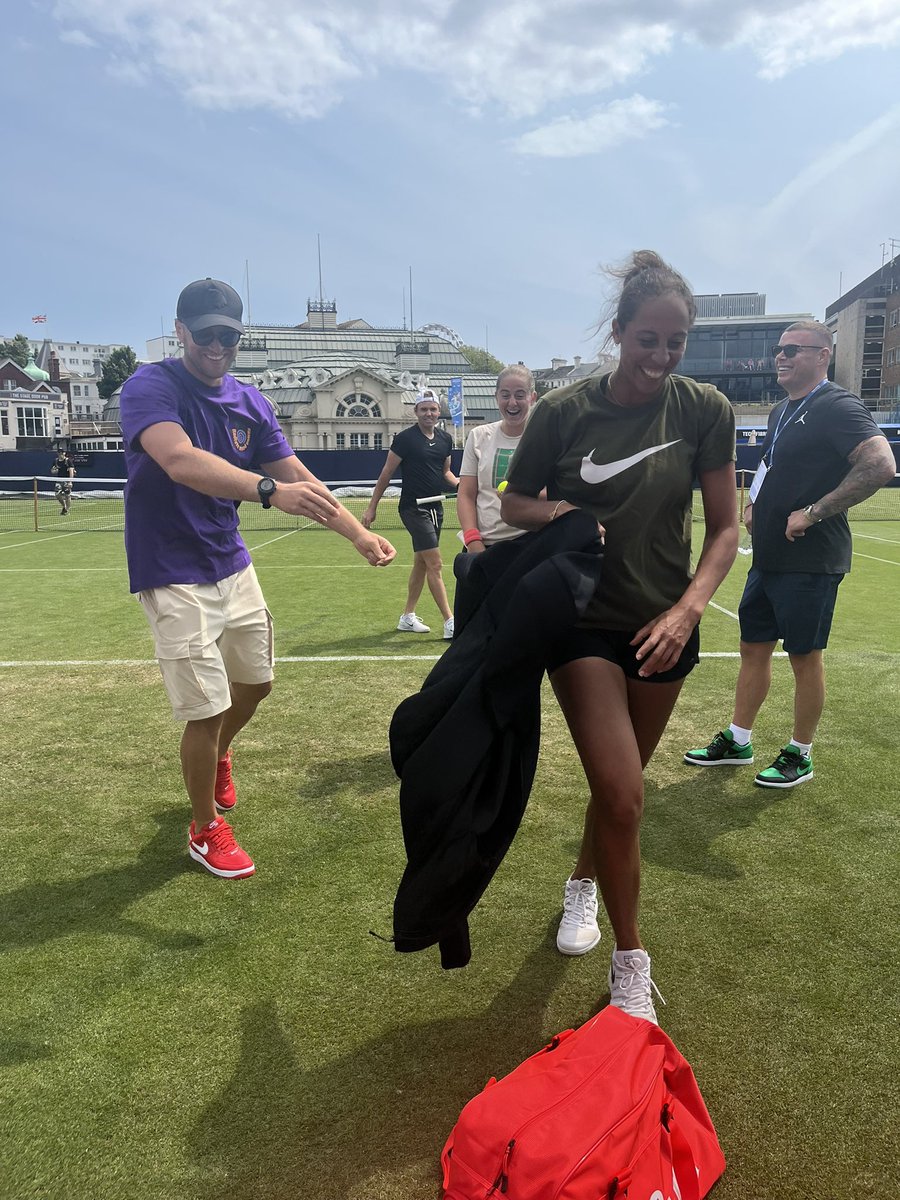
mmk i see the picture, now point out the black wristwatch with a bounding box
[257,476,277,509]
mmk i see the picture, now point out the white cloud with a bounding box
[59,28,97,48]
[760,104,900,222]
[728,0,900,79]
[512,95,671,158]
[48,0,900,121]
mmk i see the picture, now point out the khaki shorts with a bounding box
[138,564,274,722]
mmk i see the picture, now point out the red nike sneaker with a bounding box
[188,817,255,879]
[215,748,237,811]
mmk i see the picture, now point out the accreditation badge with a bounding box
[748,459,768,503]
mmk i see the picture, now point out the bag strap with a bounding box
[663,1100,701,1200]
[440,1129,454,1191]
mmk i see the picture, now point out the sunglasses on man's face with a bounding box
[771,343,824,359]
[190,326,242,348]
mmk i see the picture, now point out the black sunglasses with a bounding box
[190,326,242,348]
[771,343,824,359]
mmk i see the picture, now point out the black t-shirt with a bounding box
[390,424,453,507]
[752,382,880,574]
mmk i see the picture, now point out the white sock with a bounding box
[789,739,812,756]
[729,723,752,746]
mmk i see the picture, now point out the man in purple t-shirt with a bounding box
[121,278,395,880]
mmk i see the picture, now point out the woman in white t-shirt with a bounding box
[457,365,537,553]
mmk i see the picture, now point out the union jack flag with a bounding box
[32,314,47,323]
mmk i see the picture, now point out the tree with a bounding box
[0,333,31,368]
[98,346,139,399]
[459,344,505,375]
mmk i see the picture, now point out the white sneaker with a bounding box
[608,947,665,1024]
[556,877,601,955]
[397,612,430,633]
[443,617,455,640]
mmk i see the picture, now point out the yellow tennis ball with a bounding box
[497,480,508,494]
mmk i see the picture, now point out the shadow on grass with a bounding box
[640,770,778,880]
[0,807,200,954]
[0,1037,53,1069]
[191,921,578,1200]
[279,629,450,657]
[294,749,398,801]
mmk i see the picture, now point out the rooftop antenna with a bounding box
[402,286,407,331]
[244,259,252,335]
[317,235,326,330]
[409,266,414,334]
[882,239,900,290]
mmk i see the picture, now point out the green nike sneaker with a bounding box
[683,729,754,766]
[754,746,813,789]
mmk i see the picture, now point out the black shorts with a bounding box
[546,624,700,683]
[739,568,843,654]
[400,502,444,552]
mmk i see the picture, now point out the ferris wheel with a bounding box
[420,323,463,348]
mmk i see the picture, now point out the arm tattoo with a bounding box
[812,437,896,521]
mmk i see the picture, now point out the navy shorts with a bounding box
[738,568,843,654]
[546,624,700,683]
[400,502,444,552]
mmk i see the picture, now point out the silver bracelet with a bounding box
[550,500,566,522]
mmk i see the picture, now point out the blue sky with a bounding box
[4,1,899,367]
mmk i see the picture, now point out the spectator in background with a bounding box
[51,449,74,515]
[120,277,395,881]
[456,365,538,554]
[684,321,895,788]
[362,390,459,639]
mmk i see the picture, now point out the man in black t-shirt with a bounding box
[51,451,75,514]
[363,391,459,638]
[685,321,895,787]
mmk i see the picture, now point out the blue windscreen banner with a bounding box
[447,377,464,427]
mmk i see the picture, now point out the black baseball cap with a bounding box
[176,278,244,334]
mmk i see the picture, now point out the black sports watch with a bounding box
[257,476,277,509]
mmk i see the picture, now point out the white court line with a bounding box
[0,567,123,573]
[0,652,771,669]
[0,655,443,667]
[853,552,900,566]
[853,532,900,545]
[248,529,299,551]
[709,600,739,620]
[0,531,83,551]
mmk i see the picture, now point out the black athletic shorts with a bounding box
[399,502,444,552]
[546,624,700,683]
[738,568,843,654]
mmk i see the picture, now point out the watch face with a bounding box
[258,477,276,496]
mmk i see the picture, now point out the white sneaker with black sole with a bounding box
[397,612,430,633]
[556,877,601,955]
[608,946,665,1024]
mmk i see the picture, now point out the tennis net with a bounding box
[1,476,897,533]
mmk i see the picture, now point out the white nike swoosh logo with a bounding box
[580,440,681,484]
[192,841,209,856]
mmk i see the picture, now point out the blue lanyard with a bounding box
[766,379,828,468]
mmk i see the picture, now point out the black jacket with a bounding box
[390,509,603,968]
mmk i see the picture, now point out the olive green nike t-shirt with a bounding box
[505,374,735,629]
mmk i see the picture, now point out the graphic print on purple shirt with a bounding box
[121,359,294,592]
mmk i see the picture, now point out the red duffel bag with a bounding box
[441,1005,725,1199]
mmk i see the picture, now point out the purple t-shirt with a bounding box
[121,360,293,592]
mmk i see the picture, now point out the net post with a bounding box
[739,470,746,515]
[33,477,38,532]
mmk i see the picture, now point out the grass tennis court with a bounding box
[1,516,898,1199]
